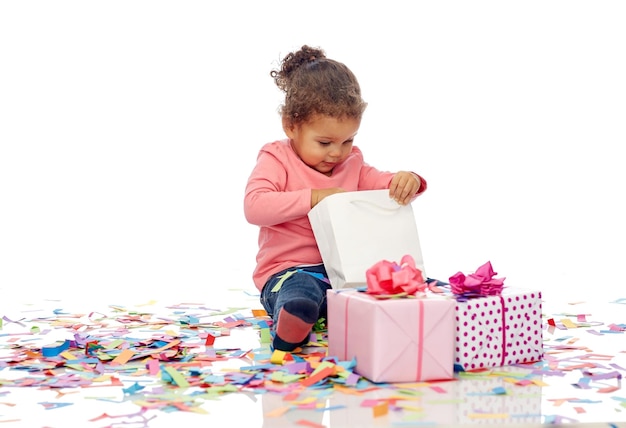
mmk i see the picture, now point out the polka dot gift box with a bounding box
[444,261,544,371]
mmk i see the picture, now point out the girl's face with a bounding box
[284,115,361,176]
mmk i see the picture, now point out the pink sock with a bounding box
[273,299,318,351]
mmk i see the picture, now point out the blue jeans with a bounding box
[260,264,332,325]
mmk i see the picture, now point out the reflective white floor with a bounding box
[1,287,625,428]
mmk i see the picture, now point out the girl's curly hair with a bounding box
[270,45,367,127]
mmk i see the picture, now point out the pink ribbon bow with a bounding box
[449,261,505,298]
[366,255,427,296]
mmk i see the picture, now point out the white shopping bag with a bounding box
[308,189,426,289]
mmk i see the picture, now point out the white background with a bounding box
[1,1,625,304]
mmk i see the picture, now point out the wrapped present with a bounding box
[327,288,455,383]
[447,262,543,371]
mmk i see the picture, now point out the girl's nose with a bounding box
[328,146,342,158]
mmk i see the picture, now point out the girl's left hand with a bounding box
[389,171,421,205]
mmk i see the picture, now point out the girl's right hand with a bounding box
[311,188,346,208]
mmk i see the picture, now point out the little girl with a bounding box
[244,45,428,351]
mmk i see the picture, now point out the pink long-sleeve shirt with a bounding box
[244,139,427,291]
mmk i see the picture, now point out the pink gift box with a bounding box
[454,288,543,371]
[327,289,455,383]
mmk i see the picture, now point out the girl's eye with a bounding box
[319,141,331,146]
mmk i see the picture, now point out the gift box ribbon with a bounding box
[365,254,427,296]
[496,295,506,367]
[449,261,505,300]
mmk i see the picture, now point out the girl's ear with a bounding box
[282,116,296,139]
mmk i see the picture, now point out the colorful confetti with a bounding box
[0,292,625,426]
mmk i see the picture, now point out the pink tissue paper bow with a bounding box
[448,261,505,297]
[366,255,427,296]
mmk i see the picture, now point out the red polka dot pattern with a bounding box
[454,289,543,370]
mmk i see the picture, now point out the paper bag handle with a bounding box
[349,199,403,215]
